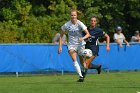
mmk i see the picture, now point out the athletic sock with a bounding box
[73,61,83,77]
[89,64,100,69]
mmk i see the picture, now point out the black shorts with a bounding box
[85,45,99,56]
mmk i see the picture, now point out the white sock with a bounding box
[73,61,83,77]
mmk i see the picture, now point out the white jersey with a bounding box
[113,33,125,43]
[61,20,87,45]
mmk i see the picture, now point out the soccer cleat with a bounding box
[77,76,84,82]
[96,65,102,74]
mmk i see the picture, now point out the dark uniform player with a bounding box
[81,16,110,78]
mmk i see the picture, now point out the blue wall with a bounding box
[0,43,140,72]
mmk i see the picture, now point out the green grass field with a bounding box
[0,71,140,93]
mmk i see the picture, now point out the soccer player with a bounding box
[58,9,90,82]
[81,16,110,78]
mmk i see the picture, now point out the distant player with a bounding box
[81,16,110,78]
[58,9,90,82]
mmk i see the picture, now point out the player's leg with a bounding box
[78,45,89,78]
[82,55,102,74]
[79,56,88,78]
[68,45,84,82]
[84,55,96,69]
[69,50,83,77]
[83,45,98,69]
[85,45,102,74]
[88,64,102,74]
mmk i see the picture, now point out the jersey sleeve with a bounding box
[94,28,105,37]
[78,20,87,31]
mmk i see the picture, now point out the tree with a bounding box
[0,0,140,43]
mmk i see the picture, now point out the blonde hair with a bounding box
[70,8,83,16]
[70,8,78,14]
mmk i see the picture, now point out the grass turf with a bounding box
[0,71,140,93]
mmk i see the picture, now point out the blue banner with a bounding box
[0,43,140,72]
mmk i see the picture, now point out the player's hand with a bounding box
[106,45,110,52]
[79,38,83,41]
[58,47,62,54]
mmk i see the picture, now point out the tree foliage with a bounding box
[0,0,140,43]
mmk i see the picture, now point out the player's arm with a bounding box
[63,35,67,44]
[78,21,90,41]
[92,29,106,38]
[79,29,90,41]
[104,33,110,51]
[58,31,64,54]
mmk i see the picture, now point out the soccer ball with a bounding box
[82,49,93,58]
